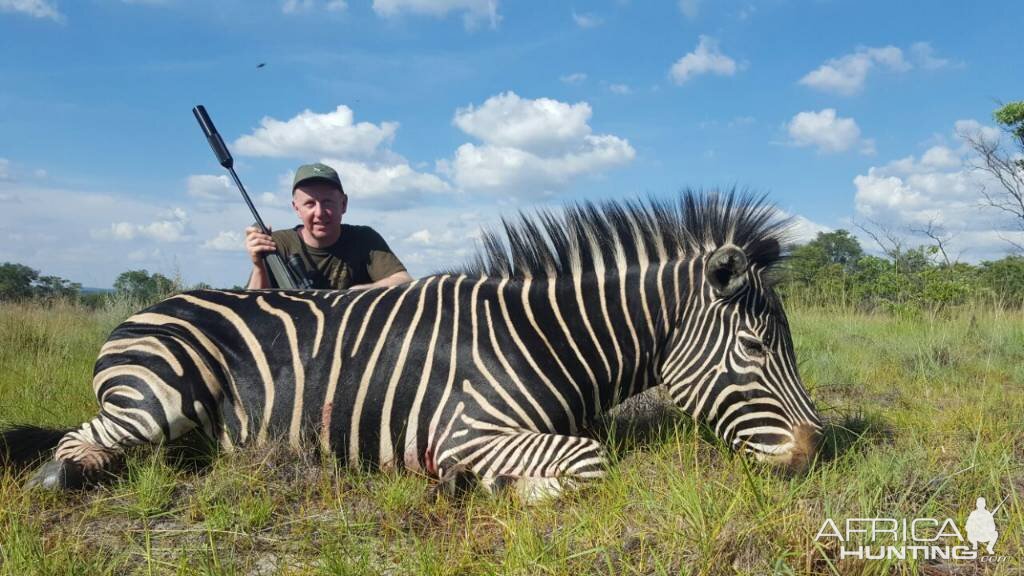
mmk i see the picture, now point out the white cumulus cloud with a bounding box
[910,42,951,70]
[452,92,594,155]
[98,208,193,243]
[203,230,245,252]
[799,45,910,96]
[186,174,235,201]
[259,191,286,206]
[779,212,832,244]
[0,0,62,20]
[669,36,738,85]
[406,229,433,245]
[319,158,450,205]
[439,92,635,197]
[233,106,449,206]
[374,207,491,273]
[920,145,960,169]
[852,120,1023,260]
[234,105,398,160]
[372,0,499,30]
[787,109,870,154]
[954,119,1001,144]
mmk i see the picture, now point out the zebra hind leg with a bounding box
[436,431,609,504]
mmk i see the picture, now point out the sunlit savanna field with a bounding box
[0,297,1021,575]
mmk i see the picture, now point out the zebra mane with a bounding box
[448,189,792,280]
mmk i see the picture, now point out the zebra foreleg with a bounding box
[27,406,197,490]
[26,414,130,489]
[436,431,609,504]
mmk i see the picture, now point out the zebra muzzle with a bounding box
[747,422,821,475]
[781,423,821,474]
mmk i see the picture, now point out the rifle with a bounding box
[192,105,314,289]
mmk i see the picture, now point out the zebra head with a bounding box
[661,241,822,473]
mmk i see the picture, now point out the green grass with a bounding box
[1,300,1021,575]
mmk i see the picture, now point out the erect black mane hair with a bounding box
[447,189,793,280]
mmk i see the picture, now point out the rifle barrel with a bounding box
[192,104,305,289]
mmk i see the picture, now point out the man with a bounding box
[245,162,413,290]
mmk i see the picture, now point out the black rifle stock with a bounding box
[192,105,313,289]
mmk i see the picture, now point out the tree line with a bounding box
[0,265,199,307]
[0,262,82,301]
[780,230,1024,311]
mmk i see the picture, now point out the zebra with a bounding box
[0,191,822,501]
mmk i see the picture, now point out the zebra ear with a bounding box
[706,244,749,298]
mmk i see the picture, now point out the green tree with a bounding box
[994,101,1024,149]
[788,230,864,278]
[113,269,177,304]
[34,274,81,300]
[813,229,864,272]
[918,263,977,309]
[784,230,865,305]
[0,262,38,301]
[0,262,81,301]
[978,255,1024,306]
[895,246,931,275]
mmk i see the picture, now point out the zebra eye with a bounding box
[738,336,765,357]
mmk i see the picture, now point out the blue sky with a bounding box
[1,0,1021,288]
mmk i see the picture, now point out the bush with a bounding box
[977,255,1024,307]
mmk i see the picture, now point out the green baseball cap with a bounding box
[293,162,344,194]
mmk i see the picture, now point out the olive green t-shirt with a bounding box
[268,224,407,290]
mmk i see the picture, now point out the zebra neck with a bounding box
[511,259,687,415]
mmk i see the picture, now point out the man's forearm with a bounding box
[351,271,413,290]
[247,261,272,289]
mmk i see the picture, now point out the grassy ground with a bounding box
[0,298,1021,575]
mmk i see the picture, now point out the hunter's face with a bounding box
[292,184,346,241]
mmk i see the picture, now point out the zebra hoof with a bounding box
[25,460,86,490]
